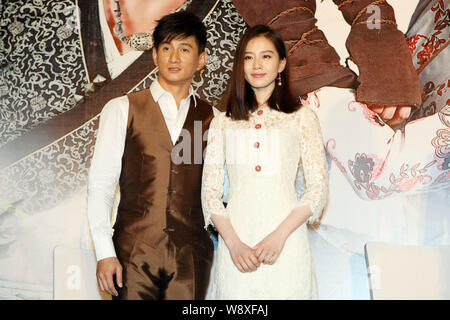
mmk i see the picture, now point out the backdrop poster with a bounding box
[0,0,448,300]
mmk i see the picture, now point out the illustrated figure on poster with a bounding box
[308,0,449,299]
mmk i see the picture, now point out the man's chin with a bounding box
[159,74,194,86]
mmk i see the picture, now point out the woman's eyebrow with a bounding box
[244,50,275,54]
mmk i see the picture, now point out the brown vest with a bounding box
[113,89,213,248]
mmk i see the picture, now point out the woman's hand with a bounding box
[253,230,287,265]
[228,240,261,273]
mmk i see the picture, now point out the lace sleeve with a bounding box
[201,114,228,230]
[295,106,329,225]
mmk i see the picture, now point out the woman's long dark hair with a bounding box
[226,25,300,120]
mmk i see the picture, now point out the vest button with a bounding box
[254,142,260,148]
[255,165,261,172]
[255,124,262,129]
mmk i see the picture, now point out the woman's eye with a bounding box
[263,55,271,59]
[244,56,252,60]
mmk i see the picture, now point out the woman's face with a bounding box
[243,36,286,92]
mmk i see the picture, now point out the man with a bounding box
[0,0,243,299]
[87,11,214,300]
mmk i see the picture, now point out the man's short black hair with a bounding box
[153,11,207,53]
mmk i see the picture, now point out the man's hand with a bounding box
[368,104,412,127]
[96,257,123,297]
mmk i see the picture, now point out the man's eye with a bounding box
[182,48,190,53]
[263,55,271,59]
[162,47,170,51]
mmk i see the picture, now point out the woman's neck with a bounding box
[253,81,275,108]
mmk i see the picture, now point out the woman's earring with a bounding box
[276,73,282,86]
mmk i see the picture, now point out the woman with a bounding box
[201,25,328,299]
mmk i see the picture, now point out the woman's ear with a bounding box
[278,58,286,73]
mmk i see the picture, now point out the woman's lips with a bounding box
[251,73,266,78]
[168,67,181,72]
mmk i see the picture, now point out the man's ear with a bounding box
[152,47,158,67]
[196,51,208,71]
[278,58,286,73]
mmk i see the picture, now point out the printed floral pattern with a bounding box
[407,0,449,68]
[349,153,375,184]
[0,0,87,147]
[406,0,449,120]
[304,85,449,201]
[432,128,450,171]
[352,160,437,199]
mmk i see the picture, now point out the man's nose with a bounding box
[169,49,180,63]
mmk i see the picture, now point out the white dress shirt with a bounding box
[87,79,197,261]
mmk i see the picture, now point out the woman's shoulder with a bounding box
[209,109,229,128]
[212,106,226,118]
[294,104,318,121]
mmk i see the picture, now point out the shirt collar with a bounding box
[150,78,197,108]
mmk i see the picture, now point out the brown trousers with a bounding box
[112,230,214,300]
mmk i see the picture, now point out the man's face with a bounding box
[153,35,207,87]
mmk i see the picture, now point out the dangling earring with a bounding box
[276,73,282,86]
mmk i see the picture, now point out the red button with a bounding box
[255,124,262,129]
[254,142,260,148]
[255,165,261,172]
[257,110,263,115]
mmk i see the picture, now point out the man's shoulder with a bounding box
[102,95,129,114]
[97,95,129,125]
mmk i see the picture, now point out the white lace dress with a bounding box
[201,105,328,299]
